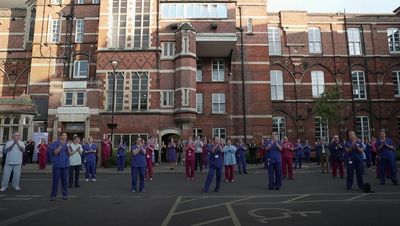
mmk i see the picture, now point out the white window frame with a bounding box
[75,19,85,43]
[212,59,224,82]
[133,0,150,49]
[268,27,281,56]
[393,71,400,97]
[193,128,203,139]
[73,60,89,79]
[308,27,322,54]
[161,42,175,58]
[314,117,329,141]
[107,72,125,111]
[196,93,203,113]
[131,71,149,111]
[182,89,189,107]
[356,116,370,140]
[92,0,100,4]
[212,128,226,139]
[196,61,202,82]
[270,70,284,100]
[272,117,286,140]
[161,90,174,108]
[348,28,362,56]
[212,93,225,113]
[352,71,367,99]
[182,36,189,53]
[64,91,85,106]
[76,0,84,4]
[247,18,253,33]
[388,28,400,53]
[49,18,61,43]
[311,71,325,98]
[109,0,127,49]
[161,3,227,19]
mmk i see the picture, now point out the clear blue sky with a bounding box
[268,0,399,13]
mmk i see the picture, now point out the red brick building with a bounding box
[0,0,399,148]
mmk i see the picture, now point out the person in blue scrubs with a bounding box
[49,132,71,201]
[303,140,311,163]
[375,130,398,185]
[117,139,127,171]
[294,139,304,169]
[264,132,283,190]
[344,131,364,190]
[202,137,223,193]
[82,137,97,181]
[235,139,248,174]
[131,138,147,192]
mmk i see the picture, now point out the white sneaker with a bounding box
[91,178,96,182]
[85,179,89,182]
[0,187,6,192]
[14,186,21,191]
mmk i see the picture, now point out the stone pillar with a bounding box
[85,117,90,139]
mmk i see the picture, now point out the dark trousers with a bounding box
[131,166,145,191]
[295,154,304,168]
[195,153,203,171]
[154,150,159,163]
[51,167,69,198]
[365,151,372,168]
[185,160,195,178]
[69,165,81,187]
[371,152,377,165]
[304,152,310,162]
[332,160,344,177]
[268,161,282,189]
[346,160,364,189]
[117,156,125,171]
[203,165,222,192]
[236,154,247,173]
[85,159,96,179]
[224,165,234,181]
[380,158,398,185]
[249,150,257,164]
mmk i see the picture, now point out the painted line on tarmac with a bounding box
[91,195,113,198]
[346,193,367,201]
[226,203,241,226]
[0,208,7,212]
[161,196,182,226]
[0,207,57,226]
[174,197,255,215]
[181,197,209,204]
[283,194,311,203]
[234,198,400,205]
[151,196,173,199]
[2,198,32,201]
[190,216,231,226]
[15,195,42,198]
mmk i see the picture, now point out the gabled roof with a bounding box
[0,94,37,115]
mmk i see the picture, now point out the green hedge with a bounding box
[104,150,132,168]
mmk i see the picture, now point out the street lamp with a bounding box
[236,5,247,144]
[107,60,120,156]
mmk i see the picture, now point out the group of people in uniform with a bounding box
[0,128,398,200]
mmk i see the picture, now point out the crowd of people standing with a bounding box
[0,129,398,199]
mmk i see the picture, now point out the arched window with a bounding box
[131,72,149,110]
[107,72,124,110]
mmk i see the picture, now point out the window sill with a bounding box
[211,112,227,115]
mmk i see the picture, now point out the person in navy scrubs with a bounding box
[117,139,127,171]
[264,132,283,190]
[294,139,304,169]
[375,130,398,185]
[303,139,311,163]
[49,132,71,201]
[131,138,147,192]
[235,139,248,174]
[344,131,364,190]
[202,136,223,193]
[329,135,345,179]
[82,137,97,181]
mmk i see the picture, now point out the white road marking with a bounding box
[0,208,56,226]
[190,216,231,226]
[151,196,173,199]
[15,195,42,198]
[226,203,241,226]
[91,195,112,198]
[346,193,367,201]
[283,194,311,203]
[161,196,182,226]
[0,208,7,212]
[180,197,208,203]
[3,198,32,201]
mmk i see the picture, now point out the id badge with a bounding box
[188,153,191,156]
[215,155,219,158]
[146,155,150,158]
[348,160,353,164]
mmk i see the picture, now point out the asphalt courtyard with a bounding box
[0,163,399,226]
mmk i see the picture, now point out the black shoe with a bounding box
[75,184,80,188]
[214,188,220,192]
[244,172,248,174]
[201,189,208,193]
[69,185,73,188]
[275,187,280,190]
[393,181,398,185]
[62,196,68,200]
[268,187,274,190]
[50,197,56,201]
